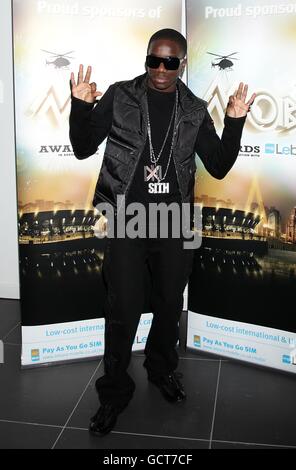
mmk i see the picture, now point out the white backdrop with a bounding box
[0,0,20,299]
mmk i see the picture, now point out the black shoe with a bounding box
[148,371,186,403]
[89,403,127,436]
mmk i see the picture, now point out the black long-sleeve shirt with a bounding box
[69,83,246,185]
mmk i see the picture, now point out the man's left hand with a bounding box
[226,82,256,118]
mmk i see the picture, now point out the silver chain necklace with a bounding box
[146,88,179,182]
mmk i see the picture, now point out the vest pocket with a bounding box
[105,152,129,165]
[108,136,136,152]
[104,137,136,165]
[180,154,196,169]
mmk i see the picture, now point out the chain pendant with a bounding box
[145,88,179,194]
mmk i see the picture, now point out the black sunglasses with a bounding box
[146,55,183,71]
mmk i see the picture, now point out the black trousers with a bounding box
[96,215,195,407]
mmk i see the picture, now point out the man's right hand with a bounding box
[70,64,102,103]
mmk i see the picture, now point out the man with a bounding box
[69,29,256,436]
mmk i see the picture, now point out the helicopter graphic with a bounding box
[207,52,239,71]
[41,50,75,69]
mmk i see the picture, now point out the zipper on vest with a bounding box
[171,107,203,202]
[172,105,205,200]
[172,133,184,202]
[116,95,148,215]
[116,133,148,215]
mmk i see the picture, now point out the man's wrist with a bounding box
[225,113,247,120]
[224,114,247,125]
[71,95,96,107]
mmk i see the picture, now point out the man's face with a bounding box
[146,39,186,93]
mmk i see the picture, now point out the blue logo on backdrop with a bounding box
[193,335,201,348]
[282,355,291,365]
[31,349,40,362]
[265,143,275,154]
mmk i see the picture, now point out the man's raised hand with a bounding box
[70,64,102,103]
[226,83,256,118]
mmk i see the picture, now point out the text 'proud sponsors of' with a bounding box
[37,1,164,19]
[205,3,296,19]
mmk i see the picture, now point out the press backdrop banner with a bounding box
[186,0,296,373]
[13,0,182,367]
